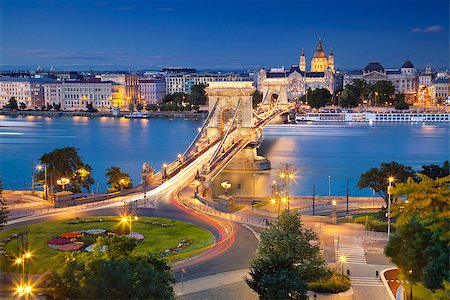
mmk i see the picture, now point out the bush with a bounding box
[308,273,351,293]
[353,215,388,232]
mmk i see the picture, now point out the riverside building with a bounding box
[0,77,53,108]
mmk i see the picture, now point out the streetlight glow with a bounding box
[25,252,31,259]
[339,255,346,263]
[332,200,337,206]
[121,217,128,223]
[270,198,276,204]
[15,257,22,264]
[388,176,395,183]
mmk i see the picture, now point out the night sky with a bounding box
[1,0,448,71]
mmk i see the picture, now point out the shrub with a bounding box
[353,215,388,232]
[308,273,351,293]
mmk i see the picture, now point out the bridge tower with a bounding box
[259,77,289,109]
[205,81,257,144]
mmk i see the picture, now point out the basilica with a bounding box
[258,39,335,99]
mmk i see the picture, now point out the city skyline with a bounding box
[1,0,449,71]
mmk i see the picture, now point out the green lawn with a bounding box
[397,275,450,300]
[0,216,215,274]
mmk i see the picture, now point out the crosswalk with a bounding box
[335,238,367,265]
[350,276,384,287]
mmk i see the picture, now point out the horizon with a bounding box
[1,0,449,71]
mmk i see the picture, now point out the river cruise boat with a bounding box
[124,112,150,119]
[296,111,450,123]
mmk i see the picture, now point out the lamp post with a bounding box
[36,164,47,200]
[339,255,346,277]
[121,214,139,234]
[387,176,394,238]
[328,175,332,202]
[221,180,231,196]
[408,269,413,300]
[280,163,295,210]
[120,178,125,191]
[56,177,70,191]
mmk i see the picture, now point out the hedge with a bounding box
[308,273,351,293]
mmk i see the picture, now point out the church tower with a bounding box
[299,48,306,72]
[310,38,328,72]
[327,48,334,73]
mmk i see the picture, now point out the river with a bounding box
[0,115,448,196]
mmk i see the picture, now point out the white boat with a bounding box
[124,112,150,119]
[295,111,450,123]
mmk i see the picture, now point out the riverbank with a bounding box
[0,110,207,119]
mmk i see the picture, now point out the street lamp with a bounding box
[332,200,337,212]
[387,176,394,237]
[328,175,332,202]
[121,214,138,234]
[408,269,413,300]
[36,164,48,200]
[221,181,231,196]
[339,255,346,277]
[56,177,70,191]
[120,178,125,191]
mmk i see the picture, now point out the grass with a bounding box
[0,216,215,274]
[398,274,450,300]
[308,272,351,293]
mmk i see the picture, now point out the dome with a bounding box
[313,39,327,58]
[364,62,384,73]
[401,60,414,68]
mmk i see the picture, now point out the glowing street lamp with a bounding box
[387,176,395,237]
[121,214,138,234]
[339,255,346,277]
[57,177,70,191]
[221,181,232,196]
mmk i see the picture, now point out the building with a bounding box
[258,39,335,99]
[139,79,166,104]
[97,73,140,108]
[59,80,112,111]
[43,82,63,107]
[431,78,449,104]
[343,61,418,102]
[165,73,241,94]
[0,77,53,108]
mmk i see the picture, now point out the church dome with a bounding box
[313,39,327,58]
[401,60,414,68]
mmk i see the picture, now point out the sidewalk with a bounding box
[174,269,250,296]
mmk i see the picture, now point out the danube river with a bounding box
[0,115,448,196]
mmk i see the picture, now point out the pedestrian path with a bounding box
[350,276,384,287]
[335,237,367,265]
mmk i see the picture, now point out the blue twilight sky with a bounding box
[0,0,448,71]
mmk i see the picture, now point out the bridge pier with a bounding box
[223,146,270,171]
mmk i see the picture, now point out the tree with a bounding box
[53,103,61,111]
[19,102,27,110]
[307,88,332,109]
[385,220,449,290]
[372,80,395,105]
[46,104,54,111]
[419,161,449,179]
[391,174,450,241]
[252,90,263,108]
[189,84,208,105]
[245,211,330,299]
[0,180,9,230]
[136,103,144,111]
[105,166,132,193]
[86,102,98,113]
[44,236,175,299]
[350,79,371,101]
[357,161,417,206]
[5,97,18,110]
[37,147,95,193]
[394,101,409,110]
[339,86,359,108]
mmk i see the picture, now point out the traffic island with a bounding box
[0,216,215,274]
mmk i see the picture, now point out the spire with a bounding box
[329,47,333,56]
[317,38,323,51]
[301,48,305,56]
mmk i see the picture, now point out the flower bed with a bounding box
[47,229,144,252]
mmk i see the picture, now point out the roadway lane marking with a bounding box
[242,224,260,242]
